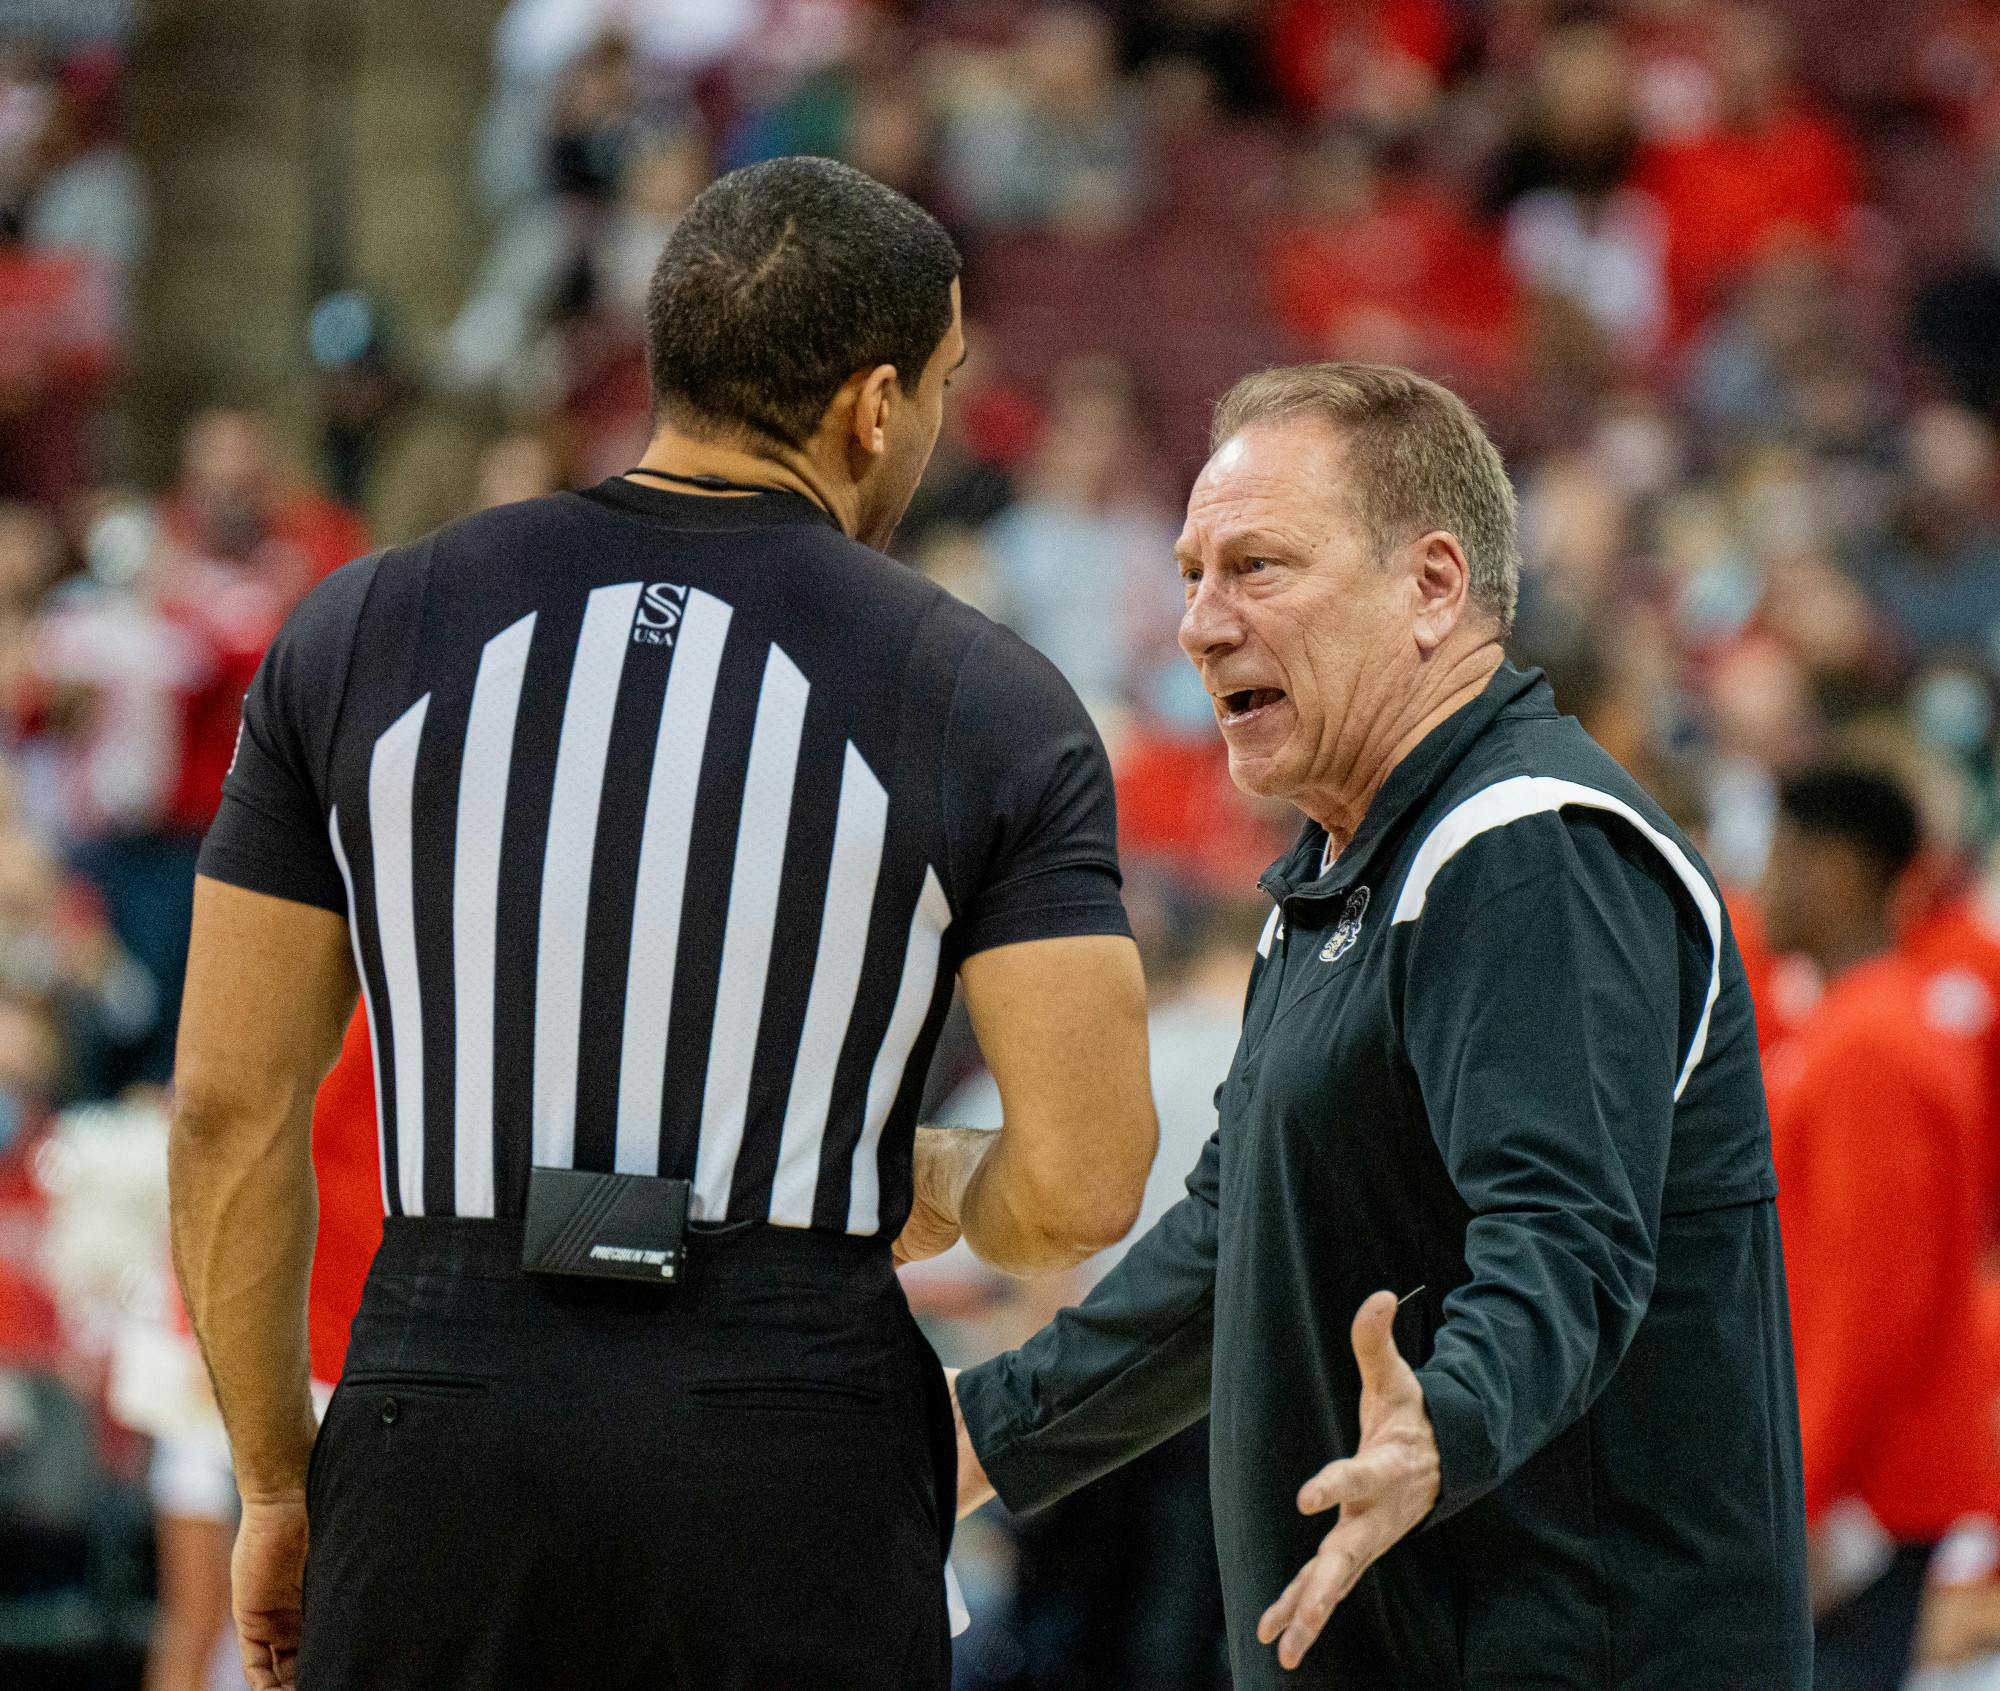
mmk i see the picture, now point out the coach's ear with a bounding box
[1407,530,1471,656]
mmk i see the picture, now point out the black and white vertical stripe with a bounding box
[328,581,951,1231]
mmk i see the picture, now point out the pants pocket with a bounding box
[339,1370,491,1400]
[685,1377,885,1413]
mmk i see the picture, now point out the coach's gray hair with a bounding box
[1211,362,1521,635]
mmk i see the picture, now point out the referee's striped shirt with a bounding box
[197,478,1129,1237]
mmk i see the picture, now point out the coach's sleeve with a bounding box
[942,624,1129,958]
[197,557,378,913]
[955,1127,1219,1513]
[1399,811,1686,1524]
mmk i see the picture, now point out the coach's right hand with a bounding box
[947,1369,997,1518]
[233,1487,308,1689]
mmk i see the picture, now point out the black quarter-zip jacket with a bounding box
[957,663,1812,1689]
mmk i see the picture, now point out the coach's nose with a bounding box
[1179,570,1245,668]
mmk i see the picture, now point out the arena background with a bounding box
[4,0,2000,1685]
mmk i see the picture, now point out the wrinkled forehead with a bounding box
[1176,421,1354,557]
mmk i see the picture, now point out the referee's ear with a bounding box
[845,361,901,464]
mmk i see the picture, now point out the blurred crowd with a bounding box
[3,0,2000,1684]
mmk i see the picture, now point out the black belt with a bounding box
[371,1214,897,1297]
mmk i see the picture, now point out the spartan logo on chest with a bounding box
[632,582,689,646]
[1319,885,1370,963]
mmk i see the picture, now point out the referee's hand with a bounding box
[894,1127,991,1267]
[233,1488,308,1689]
[1257,1290,1441,1672]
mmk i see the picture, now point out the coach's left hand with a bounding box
[1258,1290,1441,1672]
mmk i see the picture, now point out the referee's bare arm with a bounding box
[907,933,1156,1276]
[168,877,357,1684]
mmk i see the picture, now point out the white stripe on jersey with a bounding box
[327,807,391,1215]
[849,867,951,1235]
[691,644,810,1221]
[1391,774,1722,1099]
[615,589,732,1175]
[768,742,889,1227]
[532,583,641,1169]
[452,612,535,1218]
[370,694,431,1214]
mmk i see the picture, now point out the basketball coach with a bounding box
[954,364,1814,1688]
[166,158,1157,1690]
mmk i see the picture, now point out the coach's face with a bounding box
[852,279,966,550]
[1175,419,1450,818]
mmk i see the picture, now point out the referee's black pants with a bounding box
[299,1217,955,1690]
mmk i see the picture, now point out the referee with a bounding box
[166,157,1157,1691]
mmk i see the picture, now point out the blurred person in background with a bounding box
[1262,0,1454,129]
[938,5,1149,236]
[0,190,116,509]
[476,0,759,214]
[982,355,1182,724]
[23,42,144,299]
[1761,764,2000,1691]
[308,291,413,516]
[44,454,364,1087]
[1861,403,2000,669]
[0,989,61,1365]
[1489,23,1669,372]
[1903,849,2000,1241]
[1263,132,1515,381]
[159,409,369,603]
[1632,3,1858,329]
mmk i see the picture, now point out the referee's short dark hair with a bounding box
[1776,764,1923,884]
[645,156,962,449]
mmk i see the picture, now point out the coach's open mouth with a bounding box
[1218,687,1287,723]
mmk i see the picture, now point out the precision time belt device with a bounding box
[522,1167,692,1286]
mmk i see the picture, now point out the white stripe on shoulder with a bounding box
[370,693,431,1215]
[1256,904,1282,958]
[328,807,390,1217]
[1390,775,1722,1101]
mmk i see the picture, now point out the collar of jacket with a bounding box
[1257,659,1556,911]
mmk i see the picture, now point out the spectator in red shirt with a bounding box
[1761,764,2000,1690]
[1633,5,1859,329]
[308,1011,381,1386]
[1901,878,2000,1242]
[1264,0,1456,126]
[159,408,371,602]
[55,423,371,1086]
[0,197,116,507]
[1264,134,1515,378]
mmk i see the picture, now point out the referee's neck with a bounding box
[632,427,853,536]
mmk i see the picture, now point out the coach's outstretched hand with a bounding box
[947,1369,998,1518]
[1258,1290,1441,1672]
[233,1487,308,1689]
